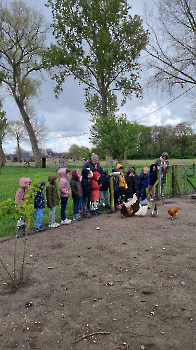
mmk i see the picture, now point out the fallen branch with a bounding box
[72,331,110,344]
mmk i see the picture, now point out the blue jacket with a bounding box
[138,171,149,190]
[34,182,45,209]
[100,169,110,191]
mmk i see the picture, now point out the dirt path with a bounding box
[1,195,196,350]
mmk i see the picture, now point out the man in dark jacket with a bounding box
[83,153,102,174]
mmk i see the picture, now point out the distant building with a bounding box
[10,152,31,163]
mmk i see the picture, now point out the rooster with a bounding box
[121,194,140,218]
[168,206,178,219]
[151,204,158,217]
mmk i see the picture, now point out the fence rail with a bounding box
[157,164,196,199]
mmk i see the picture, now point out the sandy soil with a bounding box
[1,194,196,350]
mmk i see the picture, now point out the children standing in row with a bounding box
[58,168,72,224]
[46,174,60,228]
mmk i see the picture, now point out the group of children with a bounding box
[14,162,159,234]
[14,167,110,233]
[111,163,158,209]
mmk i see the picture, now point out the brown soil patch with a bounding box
[1,195,196,350]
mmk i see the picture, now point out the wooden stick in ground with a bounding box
[72,331,110,344]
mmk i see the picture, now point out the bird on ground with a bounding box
[121,194,140,218]
[168,206,178,219]
[134,204,148,216]
[151,204,158,216]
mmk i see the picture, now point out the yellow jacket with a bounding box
[116,164,128,189]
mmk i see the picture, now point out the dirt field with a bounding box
[1,194,196,350]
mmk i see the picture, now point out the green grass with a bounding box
[1,159,196,237]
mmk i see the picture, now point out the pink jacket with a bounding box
[90,171,101,201]
[15,177,31,204]
[58,168,71,197]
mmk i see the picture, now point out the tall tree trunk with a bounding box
[16,132,22,163]
[16,101,41,167]
[0,141,6,167]
[101,89,108,118]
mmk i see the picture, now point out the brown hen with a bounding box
[168,206,178,219]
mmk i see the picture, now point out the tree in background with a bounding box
[0,0,49,167]
[43,0,148,118]
[145,0,196,92]
[90,114,139,161]
[68,144,90,160]
[0,101,7,167]
[6,121,29,163]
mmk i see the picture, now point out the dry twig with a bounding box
[72,331,110,344]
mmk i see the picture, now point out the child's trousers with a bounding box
[49,206,56,224]
[100,190,108,206]
[34,208,44,228]
[60,197,68,221]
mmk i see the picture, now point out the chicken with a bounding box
[151,204,158,217]
[121,194,140,218]
[134,204,148,216]
[168,206,178,219]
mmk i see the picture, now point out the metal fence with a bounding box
[157,164,196,199]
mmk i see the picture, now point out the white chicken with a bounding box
[134,204,148,216]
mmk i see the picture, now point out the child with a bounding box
[34,182,45,231]
[125,167,136,201]
[15,177,31,235]
[99,169,110,207]
[46,174,60,228]
[70,169,83,221]
[110,168,120,210]
[116,164,128,204]
[58,168,72,224]
[81,168,91,218]
[138,167,149,201]
[90,171,101,215]
[148,164,158,200]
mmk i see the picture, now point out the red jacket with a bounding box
[90,172,101,201]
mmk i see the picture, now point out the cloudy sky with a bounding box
[2,0,194,154]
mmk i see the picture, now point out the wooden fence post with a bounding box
[172,165,178,196]
[110,176,115,212]
[157,170,161,200]
[184,166,187,192]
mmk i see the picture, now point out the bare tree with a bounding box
[6,121,29,163]
[0,101,7,167]
[144,0,196,92]
[0,0,49,167]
